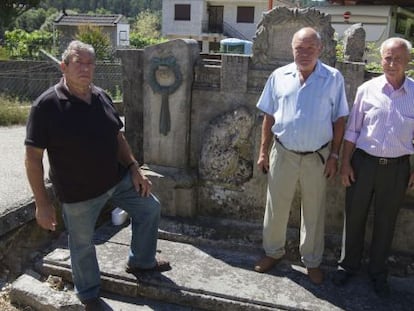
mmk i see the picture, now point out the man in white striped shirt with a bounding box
[254,27,349,284]
[333,37,414,298]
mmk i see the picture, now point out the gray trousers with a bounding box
[263,140,329,268]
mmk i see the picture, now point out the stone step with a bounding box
[10,273,198,310]
[31,219,414,311]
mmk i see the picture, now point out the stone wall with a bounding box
[117,7,414,255]
[120,41,352,232]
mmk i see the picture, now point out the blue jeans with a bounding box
[62,171,161,302]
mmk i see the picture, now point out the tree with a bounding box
[75,25,112,61]
[131,10,161,38]
[13,7,50,32]
[0,1,41,39]
[4,28,53,59]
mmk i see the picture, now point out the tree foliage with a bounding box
[129,33,166,49]
[75,25,112,61]
[132,10,161,38]
[38,0,161,18]
[13,7,58,32]
[4,28,53,59]
[1,1,165,58]
[0,0,42,38]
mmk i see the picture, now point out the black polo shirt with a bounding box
[25,79,124,203]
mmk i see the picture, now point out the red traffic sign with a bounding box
[343,11,351,20]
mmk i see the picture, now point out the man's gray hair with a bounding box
[380,37,412,56]
[61,40,96,64]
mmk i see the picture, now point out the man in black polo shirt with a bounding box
[25,40,170,310]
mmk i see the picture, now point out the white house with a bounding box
[162,0,414,54]
[161,0,271,53]
[316,5,414,45]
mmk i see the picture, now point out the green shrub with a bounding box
[0,46,9,60]
[0,94,31,126]
[129,33,167,48]
[4,29,53,59]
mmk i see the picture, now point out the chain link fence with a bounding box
[0,60,123,102]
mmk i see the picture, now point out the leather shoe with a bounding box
[126,258,171,273]
[332,269,352,286]
[254,256,279,273]
[307,267,324,284]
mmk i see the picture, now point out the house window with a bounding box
[119,30,128,46]
[175,4,191,21]
[237,7,254,23]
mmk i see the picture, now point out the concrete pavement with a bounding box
[0,125,50,237]
[0,125,33,212]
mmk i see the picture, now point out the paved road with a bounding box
[0,125,49,215]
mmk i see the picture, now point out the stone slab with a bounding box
[38,223,414,311]
[10,273,196,311]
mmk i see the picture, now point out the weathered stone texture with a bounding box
[343,23,366,62]
[252,7,336,68]
[200,107,254,185]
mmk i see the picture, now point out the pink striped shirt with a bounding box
[345,74,414,158]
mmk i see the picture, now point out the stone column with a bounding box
[143,39,199,168]
[116,49,144,164]
[142,39,200,217]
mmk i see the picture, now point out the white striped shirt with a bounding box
[256,60,349,152]
[345,74,414,157]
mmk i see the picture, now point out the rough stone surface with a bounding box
[10,272,194,311]
[10,273,82,310]
[200,107,254,185]
[343,23,366,62]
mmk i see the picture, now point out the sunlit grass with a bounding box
[0,46,9,60]
[0,94,31,126]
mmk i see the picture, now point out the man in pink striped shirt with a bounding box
[332,37,414,298]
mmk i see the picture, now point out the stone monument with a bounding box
[252,6,336,69]
[343,23,366,62]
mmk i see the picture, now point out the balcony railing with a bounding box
[201,21,248,40]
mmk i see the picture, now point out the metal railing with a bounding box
[223,22,248,40]
[201,20,248,40]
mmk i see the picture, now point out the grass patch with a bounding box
[0,94,31,126]
[0,46,9,60]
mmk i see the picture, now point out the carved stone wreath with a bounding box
[148,56,183,135]
[148,56,182,94]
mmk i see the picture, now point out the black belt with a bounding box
[356,149,409,165]
[275,137,328,165]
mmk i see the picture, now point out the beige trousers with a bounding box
[263,140,329,268]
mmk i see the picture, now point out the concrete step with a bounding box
[29,219,414,311]
[10,273,198,311]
